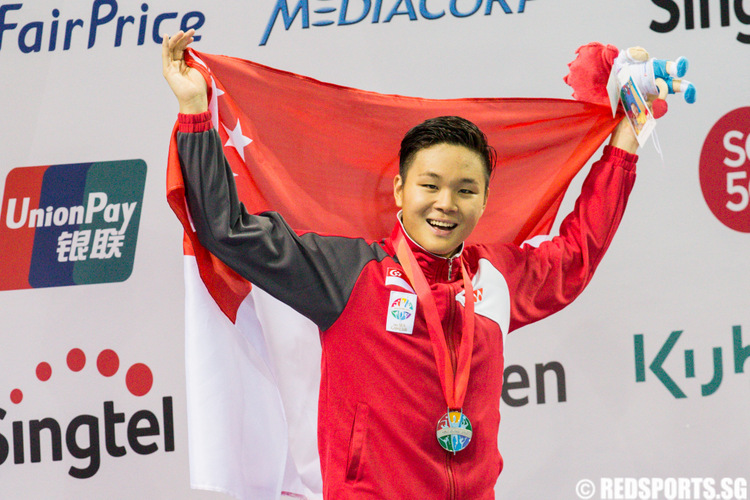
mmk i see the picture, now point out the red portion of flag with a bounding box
[167,122,253,321]
[166,50,619,321]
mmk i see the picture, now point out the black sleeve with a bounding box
[177,118,389,331]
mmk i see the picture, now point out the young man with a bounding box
[163,30,639,499]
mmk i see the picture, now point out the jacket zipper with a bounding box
[446,284,458,375]
[445,451,456,500]
[447,257,454,281]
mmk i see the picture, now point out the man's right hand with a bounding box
[162,29,208,114]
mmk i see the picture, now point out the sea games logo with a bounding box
[0,160,146,291]
[699,107,750,232]
[0,347,174,479]
[0,1,205,53]
[261,0,534,45]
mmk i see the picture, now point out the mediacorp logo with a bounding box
[0,160,146,291]
[0,347,174,479]
[699,107,750,232]
[261,0,534,45]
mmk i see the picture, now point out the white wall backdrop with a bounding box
[1,0,748,498]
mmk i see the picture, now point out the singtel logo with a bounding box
[0,347,175,479]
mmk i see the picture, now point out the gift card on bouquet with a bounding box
[607,66,656,146]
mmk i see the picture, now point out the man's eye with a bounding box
[459,189,477,195]
[421,184,438,190]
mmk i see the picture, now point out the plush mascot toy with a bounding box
[564,42,696,119]
[613,47,696,118]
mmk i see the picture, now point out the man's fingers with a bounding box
[168,30,194,52]
[167,29,195,67]
[161,35,171,75]
[167,31,186,60]
[168,30,185,49]
[162,33,183,76]
[175,30,195,58]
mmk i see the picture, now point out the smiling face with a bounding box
[393,143,488,257]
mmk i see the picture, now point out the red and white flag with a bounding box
[166,49,618,499]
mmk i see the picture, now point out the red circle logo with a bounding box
[126,363,153,397]
[66,348,86,372]
[36,362,52,381]
[699,107,750,232]
[97,349,120,377]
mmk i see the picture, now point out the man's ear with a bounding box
[393,174,404,208]
[483,187,490,210]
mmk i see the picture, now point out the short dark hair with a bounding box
[398,116,496,186]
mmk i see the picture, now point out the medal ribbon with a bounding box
[394,231,475,409]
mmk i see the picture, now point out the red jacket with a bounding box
[177,111,637,499]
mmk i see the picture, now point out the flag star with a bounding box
[222,119,253,162]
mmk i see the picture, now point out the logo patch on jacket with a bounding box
[455,258,511,341]
[386,291,417,334]
[385,267,415,293]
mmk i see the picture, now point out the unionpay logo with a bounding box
[0,347,174,479]
[0,160,146,290]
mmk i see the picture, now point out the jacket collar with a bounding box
[390,212,464,283]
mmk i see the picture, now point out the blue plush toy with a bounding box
[613,47,696,118]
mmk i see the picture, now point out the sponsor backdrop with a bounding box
[0,0,748,498]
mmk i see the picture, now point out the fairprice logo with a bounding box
[0,347,174,479]
[0,1,205,53]
[260,0,534,45]
[699,107,750,233]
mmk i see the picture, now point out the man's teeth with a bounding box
[428,220,457,229]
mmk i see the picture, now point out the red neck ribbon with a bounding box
[394,231,475,410]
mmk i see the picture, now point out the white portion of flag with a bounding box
[251,285,323,497]
[183,257,322,499]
